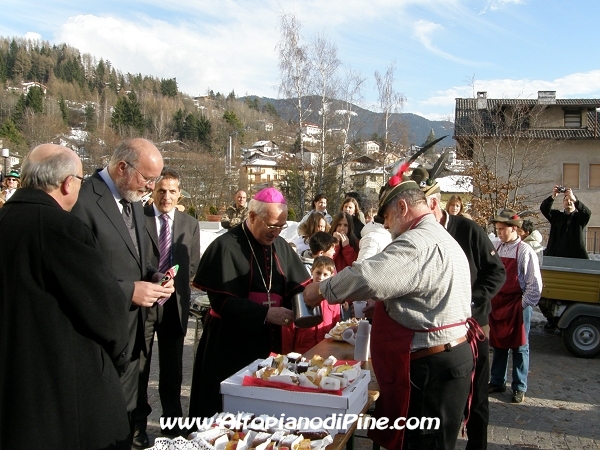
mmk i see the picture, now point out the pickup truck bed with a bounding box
[539,256,600,358]
[541,256,600,304]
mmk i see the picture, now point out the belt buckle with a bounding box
[443,341,453,351]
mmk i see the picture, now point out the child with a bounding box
[292,256,340,354]
[282,233,341,354]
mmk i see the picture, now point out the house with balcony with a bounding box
[454,90,600,250]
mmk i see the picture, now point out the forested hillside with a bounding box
[0,36,453,216]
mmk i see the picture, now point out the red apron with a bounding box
[368,302,474,449]
[489,243,526,349]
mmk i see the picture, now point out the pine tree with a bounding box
[0,119,25,145]
[25,86,44,113]
[59,96,69,124]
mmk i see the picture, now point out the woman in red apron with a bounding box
[488,210,542,404]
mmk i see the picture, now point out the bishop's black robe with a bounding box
[188,222,309,418]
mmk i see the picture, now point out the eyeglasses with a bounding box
[6,178,18,182]
[62,174,85,184]
[125,161,161,186]
[259,216,288,231]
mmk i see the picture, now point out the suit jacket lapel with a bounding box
[91,173,141,265]
[172,211,184,255]
[144,205,159,251]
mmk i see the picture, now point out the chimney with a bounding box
[537,91,556,104]
[476,91,487,109]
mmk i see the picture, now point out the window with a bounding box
[564,110,582,128]
[589,164,600,189]
[563,163,580,189]
[586,227,600,253]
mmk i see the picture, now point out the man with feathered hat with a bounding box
[305,171,475,449]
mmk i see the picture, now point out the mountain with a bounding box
[245,95,455,147]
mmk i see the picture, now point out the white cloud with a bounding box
[23,32,42,42]
[57,13,280,97]
[417,71,600,117]
[412,19,487,66]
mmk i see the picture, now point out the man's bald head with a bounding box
[22,144,81,191]
[21,144,83,211]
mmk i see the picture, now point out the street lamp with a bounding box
[1,148,9,177]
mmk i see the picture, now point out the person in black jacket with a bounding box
[426,189,506,450]
[0,144,131,449]
[540,186,591,259]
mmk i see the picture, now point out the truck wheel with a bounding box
[563,316,600,358]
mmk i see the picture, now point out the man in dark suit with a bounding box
[72,138,175,444]
[135,168,200,444]
[426,190,506,450]
[0,144,130,449]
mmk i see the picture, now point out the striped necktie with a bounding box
[158,213,172,273]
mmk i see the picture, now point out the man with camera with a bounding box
[540,185,591,259]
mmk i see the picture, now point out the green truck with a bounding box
[539,256,600,358]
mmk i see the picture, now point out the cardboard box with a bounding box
[221,359,369,435]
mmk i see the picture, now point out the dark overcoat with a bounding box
[0,188,130,449]
[71,170,157,412]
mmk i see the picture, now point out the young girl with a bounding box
[291,211,330,256]
[329,211,359,273]
[340,197,364,240]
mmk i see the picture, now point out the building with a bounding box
[454,90,600,250]
[360,141,380,155]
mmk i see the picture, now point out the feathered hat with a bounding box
[378,136,446,216]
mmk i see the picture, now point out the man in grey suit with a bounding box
[72,138,175,444]
[135,168,200,444]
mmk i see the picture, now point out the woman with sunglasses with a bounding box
[1,171,20,202]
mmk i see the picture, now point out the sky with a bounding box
[3,0,600,121]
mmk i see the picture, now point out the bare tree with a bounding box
[277,11,313,215]
[309,34,340,194]
[334,68,365,200]
[374,62,405,181]
[455,96,557,228]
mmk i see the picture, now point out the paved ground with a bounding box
[143,307,600,449]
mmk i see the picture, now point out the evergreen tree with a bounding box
[25,86,44,114]
[172,108,185,137]
[423,128,436,146]
[223,110,243,131]
[263,103,279,118]
[11,94,26,124]
[111,91,145,135]
[84,103,96,131]
[180,113,211,144]
[246,97,260,111]
[160,78,178,97]
[0,118,25,145]
[59,96,69,124]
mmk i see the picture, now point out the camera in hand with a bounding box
[557,186,567,193]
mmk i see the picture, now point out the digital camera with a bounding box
[557,186,567,193]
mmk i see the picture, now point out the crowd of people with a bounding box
[0,137,594,450]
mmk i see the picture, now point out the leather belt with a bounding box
[410,335,468,361]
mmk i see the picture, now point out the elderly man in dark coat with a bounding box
[0,144,131,449]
